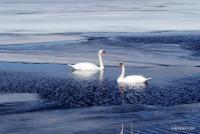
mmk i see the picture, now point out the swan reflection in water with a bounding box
[120,123,124,134]
[118,82,147,91]
[119,122,134,134]
[118,82,147,104]
[72,70,104,81]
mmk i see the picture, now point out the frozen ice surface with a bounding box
[0,0,200,34]
[0,93,39,104]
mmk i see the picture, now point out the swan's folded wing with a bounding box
[123,75,147,83]
[70,62,99,70]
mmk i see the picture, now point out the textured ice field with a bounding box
[0,0,200,34]
[0,64,200,107]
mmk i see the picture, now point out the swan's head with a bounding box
[99,49,106,55]
[119,62,124,69]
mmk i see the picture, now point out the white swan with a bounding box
[117,62,151,84]
[68,50,106,70]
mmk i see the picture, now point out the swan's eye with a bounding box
[119,63,123,66]
[102,50,106,53]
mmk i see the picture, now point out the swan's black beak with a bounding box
[101,50,106,55]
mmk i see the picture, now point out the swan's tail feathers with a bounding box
[68,64,75,68]
[146,78,152,81]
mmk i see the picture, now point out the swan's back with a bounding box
[69,62,99,70]
[123,75,149,83]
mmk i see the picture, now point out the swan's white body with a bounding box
[117,63,151,84]
[118,75,150,83]
[68,50,105,70]
[68,62,100,70]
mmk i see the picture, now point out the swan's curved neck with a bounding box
[98,53,104,70]
[117,65,125,82]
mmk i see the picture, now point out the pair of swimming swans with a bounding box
[68,50,151,84]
